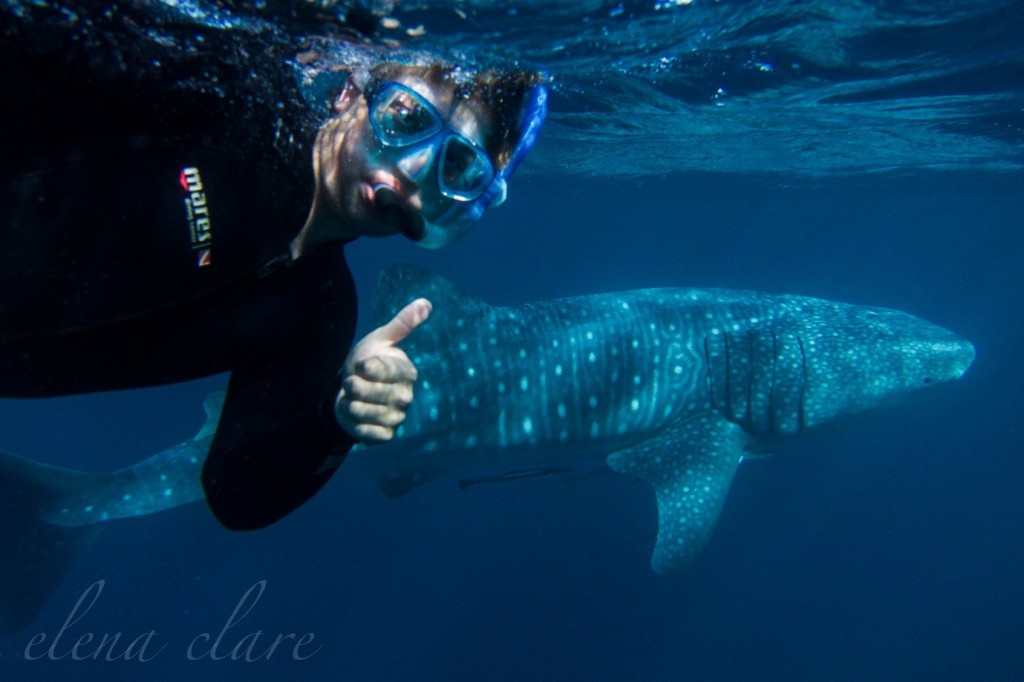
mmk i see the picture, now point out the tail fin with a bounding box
[0,393,221,632]
[0,450,106,633]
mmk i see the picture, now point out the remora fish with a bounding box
[456,467,575,491]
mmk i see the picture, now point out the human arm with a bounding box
[201,246,358,530]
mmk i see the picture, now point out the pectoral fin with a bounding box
[607,415,747,574]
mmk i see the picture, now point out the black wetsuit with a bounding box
[1,1,361,529]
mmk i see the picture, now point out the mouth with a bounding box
[369,183,426,242]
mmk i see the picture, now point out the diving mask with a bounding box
[361,74,548,248]
[370,83,497,203]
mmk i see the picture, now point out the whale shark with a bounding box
[0,264,975,631]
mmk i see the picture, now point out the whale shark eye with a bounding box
[923,377,933,384]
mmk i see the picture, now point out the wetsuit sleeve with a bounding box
[201,246,358,530]
[203,352,357,530]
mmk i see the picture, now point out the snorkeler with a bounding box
[0,2,547,529]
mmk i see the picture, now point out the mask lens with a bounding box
[371,85,442,146]
[440,136,494,201]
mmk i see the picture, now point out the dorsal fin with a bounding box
[195,391,225,442]
[373,265,491,356]
[373,264,490,326]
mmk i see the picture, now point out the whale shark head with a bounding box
[790,302,975,429]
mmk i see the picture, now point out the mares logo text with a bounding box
[179,167,213,268]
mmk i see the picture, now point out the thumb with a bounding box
[365,298,433,347]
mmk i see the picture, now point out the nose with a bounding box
[396,145,435,184]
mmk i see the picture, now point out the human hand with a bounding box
[335,298,432,443]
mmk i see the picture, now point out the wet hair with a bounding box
[365,62,546,168]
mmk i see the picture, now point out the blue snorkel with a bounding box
[373,184,426,241]
[460,79,548,223]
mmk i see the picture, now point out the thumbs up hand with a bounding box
[335,298,432,444]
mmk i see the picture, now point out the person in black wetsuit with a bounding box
[0,2,548,530]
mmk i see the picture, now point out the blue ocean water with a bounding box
[2,1,1023,680]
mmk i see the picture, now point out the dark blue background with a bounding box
[1,171,1022,681]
